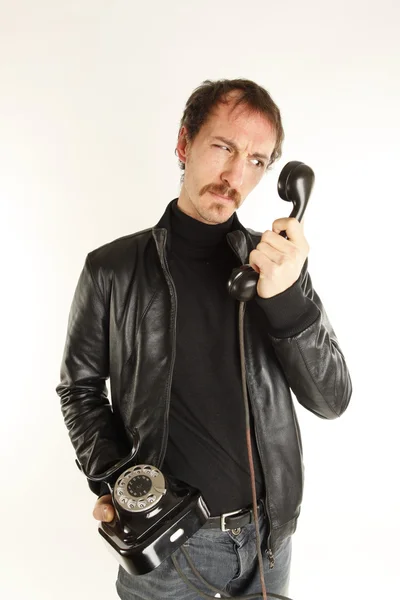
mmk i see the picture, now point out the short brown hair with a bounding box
[176,78,284,181]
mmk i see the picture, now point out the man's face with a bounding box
[176,93,277,224]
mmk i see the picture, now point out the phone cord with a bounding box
[172,301,294,600]
[172,548,289,599]
[238,300,268,600]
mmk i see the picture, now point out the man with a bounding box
[56,78,352,599]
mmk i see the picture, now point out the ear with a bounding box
[175,126,190,163]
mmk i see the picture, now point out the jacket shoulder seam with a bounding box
[88,227,153,257]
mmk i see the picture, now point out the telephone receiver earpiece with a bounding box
[227,161,315,303]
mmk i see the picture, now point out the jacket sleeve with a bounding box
[55,255,130,495]
[254,259,352,419]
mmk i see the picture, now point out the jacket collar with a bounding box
[153,198,256,264]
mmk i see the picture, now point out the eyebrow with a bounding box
[211,136,270,162]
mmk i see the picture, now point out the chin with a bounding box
[199,202,234,224]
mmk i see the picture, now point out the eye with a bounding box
[213,144,230,152]
[251,159,265,168]
[213,145,264,169]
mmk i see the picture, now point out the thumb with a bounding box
[93,494,115,522]
[248,250,261,275]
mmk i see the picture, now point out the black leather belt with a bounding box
[202,502,264,531]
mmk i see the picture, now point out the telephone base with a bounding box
[99,491,209,575]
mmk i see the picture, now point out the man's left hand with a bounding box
[248,218,310,299]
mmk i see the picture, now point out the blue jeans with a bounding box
[116,511,292,599]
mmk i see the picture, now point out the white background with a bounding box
[1,1,399,599]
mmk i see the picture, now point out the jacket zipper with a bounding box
[245,362,275,568]
[226,234,275,568]
[157,231,178,468]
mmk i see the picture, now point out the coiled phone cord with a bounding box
[171,301,294,600]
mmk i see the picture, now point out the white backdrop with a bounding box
[1,2,399,599]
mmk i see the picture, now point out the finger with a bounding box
[256,240,286,265]
[93,495,115,522]
[272,217,305,244]
[260,230,296,254]
[249,248,274,275]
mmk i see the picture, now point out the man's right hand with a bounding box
[93,494,115,522]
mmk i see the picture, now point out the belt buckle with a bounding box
[220,508,244,532]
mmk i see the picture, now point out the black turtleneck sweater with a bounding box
[162,199,265,516]
[97,198,320,511]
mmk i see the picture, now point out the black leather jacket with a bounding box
[56,201,352,560]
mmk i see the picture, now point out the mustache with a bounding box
[205,186,240,204]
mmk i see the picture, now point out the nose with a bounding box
[220,156,245,191]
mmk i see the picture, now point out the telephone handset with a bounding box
[76,437,210,576]
[227,161,315,302]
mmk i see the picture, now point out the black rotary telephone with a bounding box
[76,435,210,576]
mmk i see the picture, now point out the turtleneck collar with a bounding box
[169,198,236,260]
[154,198,252,264]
